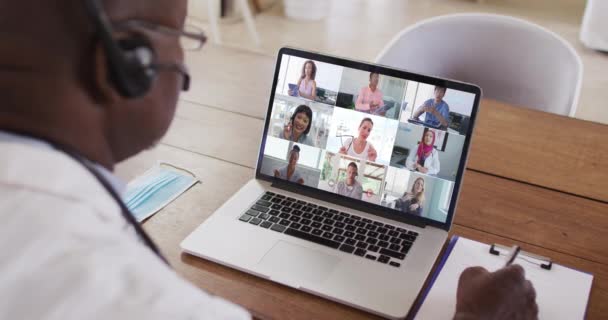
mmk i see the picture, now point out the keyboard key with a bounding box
[322,232,333,239]
[368,245,380,252]
[344,218,355,225]
[344,231,355,238]
[388,230,399,237]
[390,237,402,244]
[308,204,318,208]
[258,213,270,220]
[279,219,291,227]
[334,235,345,242]
[367,231,379,238]
[385,225,395,230]
[339,212,351,217]
[274,194,285,199]
[365,224,377,232]
[366,238,378,245]
[265,191,276,196]
[269,216,280,223]
[389,261,401,267]
[379,248,406,260]
[362,218,372,223]
[281,207,293,213]
[301,226,312,232]
[379,234,390,241]
[356,228,367,235]
[377,227,388,234]
[303,212,313,219]
[318,206,328,211]
[345,238,357,246]
[313,216,324,222]
[389,244,401,251]
[252,205,270,213]
[354,248,366,256]
[329,209,339,214]
[345,225,356,231]
[373,221,384,227]
[281,200,291,206]
[301,219,312,226]
[378,241,389,248]
[378,255,390,264]
[335,222,346,228]
[256,200,272,207]
[312,229,323,236]
[339,244,355,253]
[323,218,335,226]
[291,204,303,210]
[355,221,366,228]
[332,228,344,235]
[322,225,333,232]
[261,194,273,201]
[269,210,280,216]
[249,218,262,225]
[355,234,366,241]
[286,197,296,202]
[302,206,314,212]
[292,210,303,216]
[297,200,306,205]
[260,221,272,228]
[313,209,324,215]
[270,224,286,232]
[239,214,252,222]
[246,209,260,217]
[396,227,407,233]
[270,197,282,203]
[284,228,340,249]
[351,215,361,221]
[408,231,419,237]
[289,216,301,222]
[279,213,290,219]
[311,222,322,228]
[334,216,345,222]
[291,222,302,230]
[365,254,377,261]
[356,241,368,249]
[400,246,410,254]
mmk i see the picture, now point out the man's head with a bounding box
[434,86,447,101]
[346,162,358,183]
[0,0,190,168]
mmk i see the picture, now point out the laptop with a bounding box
[181,47,481,319]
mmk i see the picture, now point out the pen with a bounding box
[504,245,521,267]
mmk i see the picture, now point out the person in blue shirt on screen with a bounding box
[412,86,450,129]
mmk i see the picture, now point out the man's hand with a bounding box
[454,265,538,320]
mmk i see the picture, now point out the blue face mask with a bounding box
[123,163,199,222]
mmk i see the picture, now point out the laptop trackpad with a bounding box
[257,240,340,287]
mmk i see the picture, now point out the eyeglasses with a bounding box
[113,20,207,51]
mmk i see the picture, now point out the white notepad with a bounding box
[413,236,594,319]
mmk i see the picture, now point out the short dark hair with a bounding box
[291,145,301,153]
[300,60,317,80]
[369,72,380,80]
[359,117,373,128]
[434,86,447,94]
[347,161,358,170]
[290,104,313,135]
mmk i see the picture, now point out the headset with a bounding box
[84,0,157,99]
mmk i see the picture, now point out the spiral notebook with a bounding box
[411,236,594,319]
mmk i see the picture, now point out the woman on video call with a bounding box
[394,177,425,216]
[289,60,317,100]
[406,129,440,175]
[282,104,315,146]
[274,145,305,185]
[334,162,363,200]
[355,72,385,114]
[339,117,378,162]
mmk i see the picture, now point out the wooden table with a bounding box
[115,45,608,319]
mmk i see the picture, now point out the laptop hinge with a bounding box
[270,180,427,229]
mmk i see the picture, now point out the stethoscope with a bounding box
[5,130,169,266]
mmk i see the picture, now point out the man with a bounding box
[355,72,384,114]
[334,162,363,200]
[273,145,305,185]
[0,1,537,319]
[413,85,451,129]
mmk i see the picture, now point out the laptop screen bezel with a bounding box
[255,47,482,231]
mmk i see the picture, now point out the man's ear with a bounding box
[92,42,122,104]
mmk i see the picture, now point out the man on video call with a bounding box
[0,0,537,319]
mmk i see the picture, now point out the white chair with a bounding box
[375,14,583,117]
[207,0,261,45]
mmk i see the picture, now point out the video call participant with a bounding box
[274,145,305,185]
[282,104,315,146]
[289,60,317,100]
[339,118,378,162]
[334,162,363,200]
[406,129,440,175]
[412,86,450,129]
[355,72,385,114]
[394,177,425,216]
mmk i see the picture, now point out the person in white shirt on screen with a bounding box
[274,145,305,185]
[339,117,378,162]
[334,162,363,200]
[406,129,441,175]
[0,1,537,319]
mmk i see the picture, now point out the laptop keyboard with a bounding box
[238,191,419,268]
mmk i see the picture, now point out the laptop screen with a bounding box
[256,48,480,229]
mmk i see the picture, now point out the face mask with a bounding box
[123,163,199,222]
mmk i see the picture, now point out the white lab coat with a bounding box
[0,138,250,320]
[405,148,440,175]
